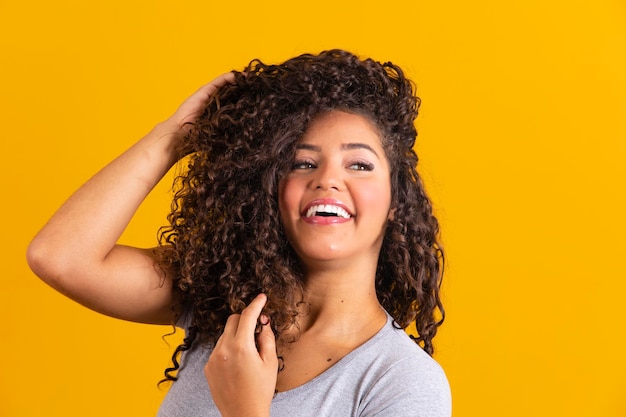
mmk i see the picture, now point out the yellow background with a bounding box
[2,0,625,416]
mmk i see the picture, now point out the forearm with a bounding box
[27,120,181,283]
[26,73,235,323]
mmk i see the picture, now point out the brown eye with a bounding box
[292,160,316,170]
[348,161,374,171]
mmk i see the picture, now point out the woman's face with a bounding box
[278,110,392,269]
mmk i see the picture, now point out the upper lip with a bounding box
[302,198,354,218]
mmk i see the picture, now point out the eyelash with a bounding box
[291,159,316,170]
[349,160,375,171]
[291,159,374,171]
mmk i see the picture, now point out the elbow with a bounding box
[26,235,68,286]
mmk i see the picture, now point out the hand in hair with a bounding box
[205,293,277,417]
[169,72,236,134]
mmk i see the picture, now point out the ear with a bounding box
[387,206,396,221]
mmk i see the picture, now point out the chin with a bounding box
[294,244,346,264]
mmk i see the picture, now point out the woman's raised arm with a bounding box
[26,73,235,325]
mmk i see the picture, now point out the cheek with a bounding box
[278,178,299,223]
[360,179,392,218]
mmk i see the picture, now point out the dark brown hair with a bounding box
[158,49,444,381]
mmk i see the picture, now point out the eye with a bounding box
[348,160,375,171]
[291,159,316,170]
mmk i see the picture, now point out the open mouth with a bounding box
[305,204,352,219]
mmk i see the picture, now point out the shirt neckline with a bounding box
[272,311,393,401]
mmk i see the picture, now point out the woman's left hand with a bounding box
[205,293,278,417]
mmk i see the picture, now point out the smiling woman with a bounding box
[26,49,450,417]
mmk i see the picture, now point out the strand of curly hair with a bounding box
[156,49,445,383]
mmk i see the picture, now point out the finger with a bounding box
[236,293,268,340]
[196,72,236,98]
[220,313,241,340]
[256,315,277,363]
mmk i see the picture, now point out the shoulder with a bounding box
[356,319,451,417]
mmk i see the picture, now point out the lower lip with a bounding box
[302,216,352,225]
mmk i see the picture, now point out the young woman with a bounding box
[27,49,451,416]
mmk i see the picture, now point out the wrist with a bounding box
[149,120,186,166]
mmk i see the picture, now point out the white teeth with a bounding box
[305,204,351,219]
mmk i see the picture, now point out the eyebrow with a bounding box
[295,142,380,159]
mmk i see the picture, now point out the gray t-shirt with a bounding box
[158,314,451,417]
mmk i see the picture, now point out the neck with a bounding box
[295,261,387,338]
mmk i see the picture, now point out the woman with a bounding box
[27,49,451,416]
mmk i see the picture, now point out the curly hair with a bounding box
[157,49,444,382]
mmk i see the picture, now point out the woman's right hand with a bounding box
[26,74,235,325]
[150,72,238,165]
[168,72,236,132]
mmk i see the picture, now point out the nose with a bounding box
[312,162,343,191]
